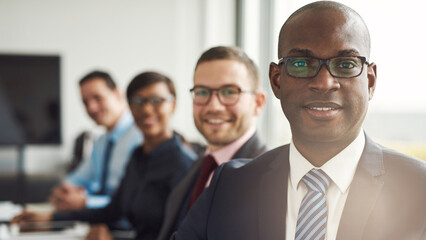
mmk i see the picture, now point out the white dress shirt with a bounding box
[286,130,365,240]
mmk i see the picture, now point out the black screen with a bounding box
[0,54,61,145]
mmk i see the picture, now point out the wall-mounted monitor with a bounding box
[0,54,61,145]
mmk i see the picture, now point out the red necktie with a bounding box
[189,155,218,207]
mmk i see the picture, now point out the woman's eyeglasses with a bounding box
[129,95,174,107]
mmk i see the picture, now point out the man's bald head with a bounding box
[278,1,371,58]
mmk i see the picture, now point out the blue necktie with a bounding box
[99,139,114,195]
[295,169,331,240]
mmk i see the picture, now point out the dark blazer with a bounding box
[172,134,426,240]
[54,133,195,240]
[156,132,267,240]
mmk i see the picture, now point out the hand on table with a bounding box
[86,224,113,240]
[11,210,52,224]
[49,184,87,211]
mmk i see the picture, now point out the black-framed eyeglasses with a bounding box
[189,85,255,106]
[277,56,370,78]
[129,95,174,107]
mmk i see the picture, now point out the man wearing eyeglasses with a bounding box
[172,1,426,240]
[156,46,267,240]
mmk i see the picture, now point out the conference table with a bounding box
[0,201,89,240]
[0,175,134,240]
[0,223,89,240]
[0,174,85,240]
[0,202,134,240]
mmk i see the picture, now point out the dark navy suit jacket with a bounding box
[173,134,426,240]
[156,132,267,240]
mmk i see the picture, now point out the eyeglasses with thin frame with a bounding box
[189,85,255,106]
[277,56,370,79]
[129,95,174,107]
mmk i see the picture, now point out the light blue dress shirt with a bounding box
[66,110,143,208]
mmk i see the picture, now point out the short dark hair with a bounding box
[195,46,260,90]
[126,71,176,102]
[79,70,117,90]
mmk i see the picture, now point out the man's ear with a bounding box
[269,62,281,99]
[367,63,377,100]
[113,88,123,100]
[171,99,177,114]
[253,91,266,116]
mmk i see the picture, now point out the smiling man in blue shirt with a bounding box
[49,71,142,211]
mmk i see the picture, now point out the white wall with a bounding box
[0,0,236,174]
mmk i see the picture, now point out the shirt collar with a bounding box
[289,130,365,193]
[106,109,134,142]
[205,126,256,165]
[145,133,180,158]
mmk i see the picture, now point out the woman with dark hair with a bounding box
[13,71,195,240]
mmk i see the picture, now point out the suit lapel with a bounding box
[337,134,385,240]
[233,132,267,159]
[258,145,289,240]
[162,157,203,232]
[172,157,203,209]
[167,132,265,230]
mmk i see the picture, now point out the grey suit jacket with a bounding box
[156,132,267,240]
[173,134,426,240]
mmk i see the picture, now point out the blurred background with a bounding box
[0,0,425,177]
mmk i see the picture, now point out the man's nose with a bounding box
[308,65,340,93]
[205,91,226,109]
[86,101,98,113]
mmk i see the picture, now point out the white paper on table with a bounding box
[0,202,22,222]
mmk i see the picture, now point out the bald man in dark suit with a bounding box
[172,2,426,240]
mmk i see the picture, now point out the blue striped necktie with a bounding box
[295,169,331,240]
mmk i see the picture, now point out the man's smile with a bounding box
[303,102,342,120]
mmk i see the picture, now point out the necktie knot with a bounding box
[301,169,331,194]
